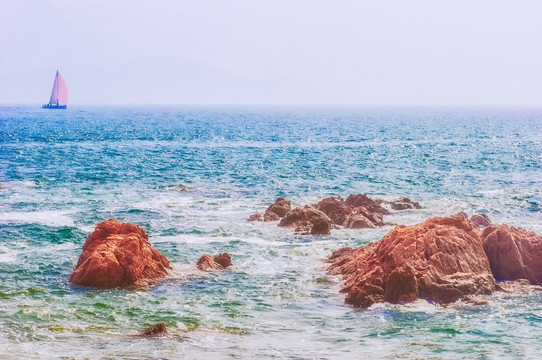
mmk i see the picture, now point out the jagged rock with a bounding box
[471,214,492,228]
[482,225,542,284]
[197,253,232,271]
[345,194,390,215]
[389,197,422,210]
[213,253,232,268]
[264,197,291,221]
[70,220,171,288]
[316,197,384,229]
[141,322,167,336]
[328,213,496,308]
[315,197,351,225]
[279,206,332,235]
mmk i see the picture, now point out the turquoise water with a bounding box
[1,106,542,359]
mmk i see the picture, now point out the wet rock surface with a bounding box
[197,253,232,271]
[482,224,542,284]
[264,197,291,221]
[70,220,171,288]
[328,213,496,308]
[279,206,332,235]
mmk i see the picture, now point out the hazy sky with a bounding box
[1,0,541,106]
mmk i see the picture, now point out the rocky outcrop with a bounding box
[471,214,492,228]
[248,197,291,222]
[315,197,351,225]
[264,197,291,221]
[197,253,232,271]
[328,213,496,308]
[70,220,171,288]
[279,206,332,235]
[315,197,384,229]
[345,194,390,215]
[482,225,542,285]
[141,322,167,336]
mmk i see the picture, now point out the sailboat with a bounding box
[43,70,68,109]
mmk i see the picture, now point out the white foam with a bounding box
[0,246,18,263]
[0,210,76,227]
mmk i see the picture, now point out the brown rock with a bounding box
[197,253,232,271]
[389,197,422,210]
[328,213,496,308]
[70,220,171,288]
[343,212,376,229]
[213,253,232,268]
[482,225,542,284]
[263,212,280,222]
[197,254,222,271]
[279,206,332,235]
[264,197,291,220]
[471,214,492,228]
[315,197,350,225]
[344,194,390,215]
[141,322,167,336]
[247,213,262,221]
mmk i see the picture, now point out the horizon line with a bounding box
[2,103,542,109]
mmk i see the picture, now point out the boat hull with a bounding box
[42,104,67,109]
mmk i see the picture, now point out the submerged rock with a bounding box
[482,225,542,285]
[141,322,167,336]
[389,197,422,210]
[471,214,492,228]
[328,213,496,308]
[279,206,332,235]
[70,220,171,288]
[197,253,232,271]
[247,213,262,221]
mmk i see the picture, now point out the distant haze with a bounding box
[1,0,541,106]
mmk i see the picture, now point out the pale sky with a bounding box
[1,0,541,106]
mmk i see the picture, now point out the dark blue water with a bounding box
[1,106,541,358]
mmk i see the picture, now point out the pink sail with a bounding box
[48,70,69,106]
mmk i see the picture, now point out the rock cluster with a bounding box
[328,213,495,307]
[70,220,172,288]
[329,212,542,308]
[197,253,232,271]
[249,194,421,235]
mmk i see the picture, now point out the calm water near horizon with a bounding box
[1,106,542,359]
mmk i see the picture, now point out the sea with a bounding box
[0,106,541,359]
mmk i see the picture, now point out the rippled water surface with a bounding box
[1,106,542,359]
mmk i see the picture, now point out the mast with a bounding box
[48,70,68,106]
